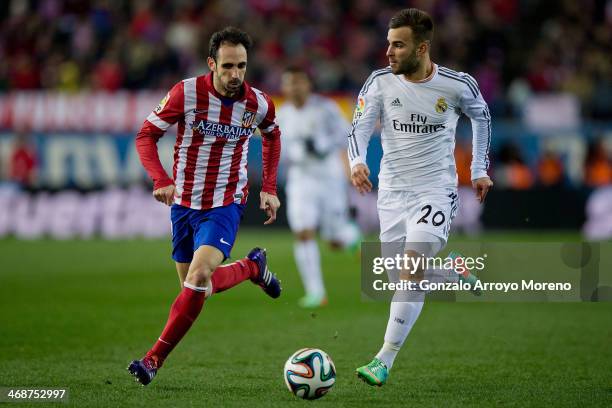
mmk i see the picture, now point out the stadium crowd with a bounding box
[1,0,611,118]
[0,0,610,190]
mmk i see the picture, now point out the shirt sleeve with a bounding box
[348,73,382,168]
[258,94,281,195]
[277,106,305,164]
[324,99,350,152]
[135,81,184,190]
[457,74,491,181]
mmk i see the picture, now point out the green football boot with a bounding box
[356,358,388,386]
[448,250,482,296]
[298,294,328,309]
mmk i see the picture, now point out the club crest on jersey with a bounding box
[154,92,169,114]
[242,110,256,127]
[435,97,448,113]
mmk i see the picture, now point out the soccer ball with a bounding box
[283,348,336,400]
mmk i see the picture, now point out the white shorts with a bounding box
[377,188,458,244]
[286,173,354,242]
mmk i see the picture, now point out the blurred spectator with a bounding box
[584,139,612,187]
[537,150,565,187]
[9,53,40,89]
[454,139,473,186]
[453,139,484,235]
[9,130,38,189]
[0,0,608,118]
[495,143,534,190]
[91,49,124,91]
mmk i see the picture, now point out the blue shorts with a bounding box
[170,203,245,262]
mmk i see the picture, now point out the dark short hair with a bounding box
[208,27,252,60]
[283,65,312,80]
[388,8,434,45]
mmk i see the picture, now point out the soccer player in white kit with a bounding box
[350,9,493,386]
[278,66,361,308]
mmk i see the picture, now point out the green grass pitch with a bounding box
[0,230,610,407]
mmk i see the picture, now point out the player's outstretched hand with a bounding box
[153,184,176,206]
[351,163,373,195]
[260,192,281,225]
[472,177,493,203]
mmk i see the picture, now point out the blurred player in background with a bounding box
[128,27,282,385]
[349,9,493,386]
[278,66,361,308]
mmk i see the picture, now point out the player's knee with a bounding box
[400,270,424,282]
[295,230,316,241]
[186,263,214,286]
[400,249,424,281]
[328,240,342,250]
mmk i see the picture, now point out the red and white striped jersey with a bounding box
[135,73,281,210]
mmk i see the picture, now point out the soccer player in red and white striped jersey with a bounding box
[128,27,282,386]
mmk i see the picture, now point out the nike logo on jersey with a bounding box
[390,98,402,107]
[220,238,231,246]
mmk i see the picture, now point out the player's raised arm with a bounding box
[457,74,493,203]
[136,81,184,205]
[348,71,384,194]
[258,94,282,224]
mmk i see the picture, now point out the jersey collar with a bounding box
[402,63,437,84]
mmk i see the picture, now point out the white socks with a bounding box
[376,299,424,369]
[375,232,446,370]
[375,269,455,370]
[294,240,325,298]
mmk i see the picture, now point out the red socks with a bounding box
[145,258,257,366]
[147,285,206,366]
[210,258,258,294]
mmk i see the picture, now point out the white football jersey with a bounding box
[278,94,349,180]
[348,64,491,190]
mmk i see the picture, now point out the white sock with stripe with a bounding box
[183,281,210,297]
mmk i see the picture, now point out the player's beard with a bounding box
[394,49,420,75]
[221,75,243,97]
